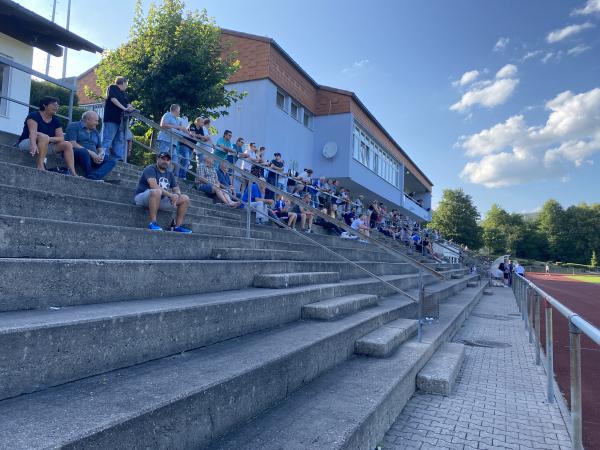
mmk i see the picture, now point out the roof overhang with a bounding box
[0,0,103,57]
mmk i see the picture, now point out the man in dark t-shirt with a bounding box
[265,152,284,200]
[103,76,133,161]
[133,151,191,233]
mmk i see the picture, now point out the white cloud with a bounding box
[546,22,594,43]
[567,44,591,56]
[450,65,519,112]
[452,70,480,87]
[341,59,370,74]
[458,87,600,187]
[496,64,518,79]
[573,0,600,15]
[542,51,565,64]
[522,50,542,61]
[493,37,510,52]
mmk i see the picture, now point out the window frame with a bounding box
[276,90,287,112]
[0,60,11,118]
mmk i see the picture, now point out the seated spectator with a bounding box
[265,152,284,199]
[316,202,343,236]
[215,129,233,161]
[65,110,117,181]
[216,160,241,207]
[354,194,364,215]
[343,208,356,226]
[273,194,297,228]
[351,214,370,238]
[241,181,268,224]
[291,193,314,233]
[196,156,240,208]
[411,231,421,251]
[133,151,191,233]
[18,96,78,176]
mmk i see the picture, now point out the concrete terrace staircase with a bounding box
[0,144,484,450]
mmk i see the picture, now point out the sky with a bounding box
[14,0,600,215]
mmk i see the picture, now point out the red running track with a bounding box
[526,272,600,449]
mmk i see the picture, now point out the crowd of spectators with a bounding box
[16,76,441,245]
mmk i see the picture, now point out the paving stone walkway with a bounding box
[383,287,572,450]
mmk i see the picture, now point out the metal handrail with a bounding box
[515,273,600,346]
[0,95,71,121]
[0,54,76,121]
[513,273,598,450]
[127,111,445,281]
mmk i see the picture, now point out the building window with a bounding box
[290,101,299,121]
[303,109,312,128]
[352,121,401,188]
[0,62,10,117]
[276,90,286,111]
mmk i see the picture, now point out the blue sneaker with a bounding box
[173,225,192,234]
[148,221,162,231]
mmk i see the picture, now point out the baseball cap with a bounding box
[157,151,171,160]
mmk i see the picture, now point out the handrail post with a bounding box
[535,292,541,365]
[417,269,424,342]
[545,300,554,404]
[245,177,251,239]
[569,321,583,450]
[524,285,530,334]
[124,116,130,164]
[528,287,534,344]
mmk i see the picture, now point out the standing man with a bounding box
[215,130,233,161]
[265,152,284,200]
[103,76,133,161]
[545,263,550,276]
[133,151,192,233]
[66,110,117,180]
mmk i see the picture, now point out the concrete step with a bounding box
[253,271,340,288]
[211,247,304,261]
[0,295,416,449]
[301,294,378,320]
[0,214,405,263]
[205,281,486,450]
[467,281,478,287]
[0,273,434,400]
[0,159,239,217]
[417,342,465,396]
[0,259,416,311]
[354,318,419,357]
[0,183,245,231]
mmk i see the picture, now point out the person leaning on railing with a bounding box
[18,95,79,176]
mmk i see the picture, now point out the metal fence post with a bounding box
[535,293,541,366]
[545,300,554,404]
[124,117,130,164]
[569,321,583,450]
[524,285,530,334]
[417,269,424,342]
[245,177,251,239]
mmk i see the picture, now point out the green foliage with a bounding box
[429,188,482,249]
[481,199,600,265]
[95,0,244,122]
[29,80,79,109]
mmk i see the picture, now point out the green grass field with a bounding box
[567,275,600,284]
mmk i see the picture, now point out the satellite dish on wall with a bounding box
[322,141,338,159]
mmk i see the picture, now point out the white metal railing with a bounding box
[513,273,600,450]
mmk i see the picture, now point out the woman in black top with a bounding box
[18,96,78,175]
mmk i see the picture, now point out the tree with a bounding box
[30,80,79,108]
[429,189,482,249]
[481,204,509,254]
[537,199,567,261]
[591,250,598,268]
[95,0,244,122]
